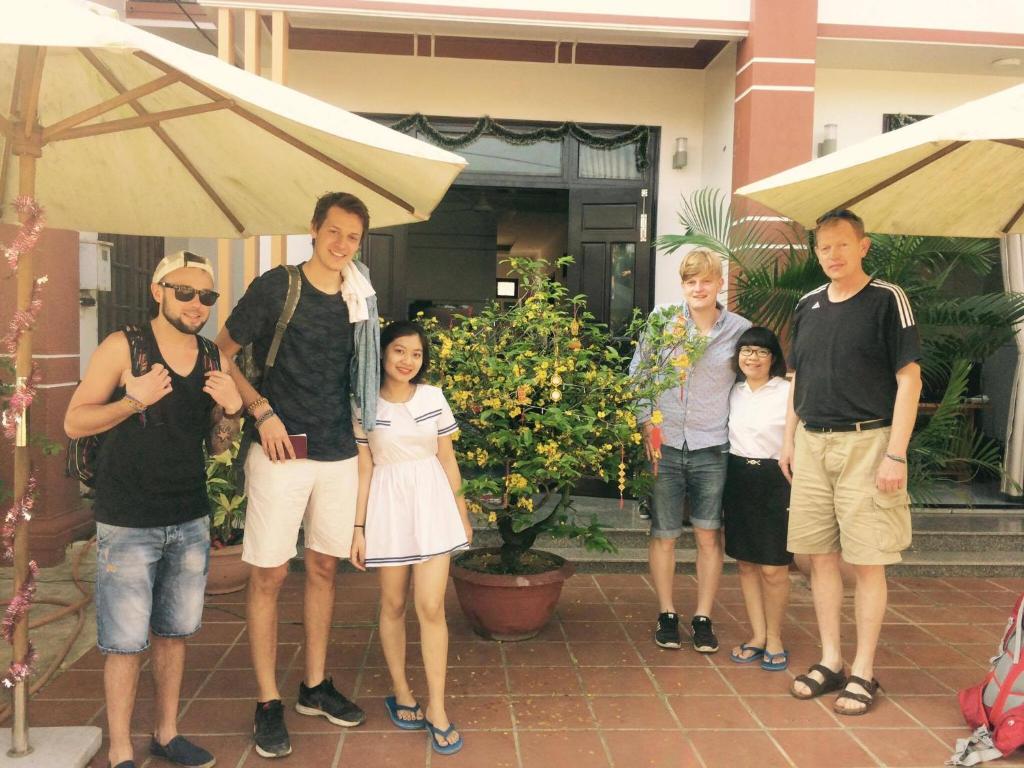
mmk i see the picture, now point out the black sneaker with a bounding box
[654,612,682,649]
[253,699,291,759]
[295,677,365,727]
[691,615,719,653]
[149,735,215,768]
[638,497,652,521]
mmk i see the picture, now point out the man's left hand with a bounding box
[875,454,907,493]
[204,371,243,415]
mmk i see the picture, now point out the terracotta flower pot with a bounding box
[450,548,575,641]
[206,543,250,595]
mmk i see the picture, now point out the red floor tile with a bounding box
[519,730,611,768]
[442,730,517,768]
[771,728,877,768]
[853,727,954,766]
[669,694,760,730]
[652,666,730,695]
[449,695,513,730]
[742,694,840,729]
[589,695,678,730]
[502,640,573,666]
[604,730,697,767]
[507,666,581,696]
[569,641,644,666]
[511,695,596,730]
[242,733,341,767]
[689,729,790,768]
[578,666,657,695]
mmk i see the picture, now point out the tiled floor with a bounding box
[20,572,1024,768]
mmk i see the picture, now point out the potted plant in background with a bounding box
[659,187,1024,498]
[205,431,249,594]
[429,256,676,640]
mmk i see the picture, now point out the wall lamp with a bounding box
[818,123,838,157]
[672,137,688,169]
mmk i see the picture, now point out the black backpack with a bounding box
[65,325,220,488]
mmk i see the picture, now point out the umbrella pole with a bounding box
[7,150,37,760]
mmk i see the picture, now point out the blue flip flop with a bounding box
[384,696,425,730]
[729,643,766,664]
[761,649,790,671]
[425,718,464,756]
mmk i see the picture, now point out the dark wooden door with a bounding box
[362,226,407,321]
[98,234,165,338]
[567,187,651,335]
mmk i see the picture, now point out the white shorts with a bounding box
[241,444,358,568]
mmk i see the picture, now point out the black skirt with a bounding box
[723,454,793,566]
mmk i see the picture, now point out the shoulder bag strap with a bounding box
[264,264,301,370]
[197,336,221,373]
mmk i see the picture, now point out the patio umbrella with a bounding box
[736,81,1024,238]
[736,81,1024,500]
[0,0,464,759]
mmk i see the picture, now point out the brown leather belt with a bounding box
[802,418,891,433]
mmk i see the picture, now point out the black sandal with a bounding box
[833,675,880,716]
[790,664,846,700]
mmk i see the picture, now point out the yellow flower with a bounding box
[516,497,534,511]
[650,410,664,425]
[487,511,497,523]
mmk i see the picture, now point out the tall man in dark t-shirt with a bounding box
[215,192,379,758]
[66,251,243,768]
[780,209,922,716]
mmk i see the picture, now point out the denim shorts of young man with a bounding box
[95,516,210,654]
[650,443,729,539]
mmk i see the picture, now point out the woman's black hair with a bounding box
[732,326,787,379]
[380,320,431,384]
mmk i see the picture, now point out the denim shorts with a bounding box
[651,443,729,538]
[95,516,210,654]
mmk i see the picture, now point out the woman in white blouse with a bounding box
[724,327,793,672]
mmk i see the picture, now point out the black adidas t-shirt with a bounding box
[226,264,356,461]
[788,279,921,426]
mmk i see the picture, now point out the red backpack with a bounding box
[950,593,1024,766]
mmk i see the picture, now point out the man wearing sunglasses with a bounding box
[781,209,921,717]
[65,251,243,768]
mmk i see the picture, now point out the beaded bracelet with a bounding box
[123,394,146,413]
[246,396,269,416]
[254,409,276,429]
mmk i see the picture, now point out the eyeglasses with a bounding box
[159,282,219,306]
[815,208,863,227]
[738,347,772,359]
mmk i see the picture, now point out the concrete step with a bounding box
[463,497,1024,577]
[543,547,1024,577]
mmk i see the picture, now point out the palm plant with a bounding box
[658,188,1024,498]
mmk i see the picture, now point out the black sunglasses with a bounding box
[159,281,219,306]
[815,208,863,227]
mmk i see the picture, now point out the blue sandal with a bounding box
[384,696,425,730]
[425,718,464,756]
[761,649,789,671]
[729,643,765,664]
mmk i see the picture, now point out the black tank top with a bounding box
[94,324,213,528]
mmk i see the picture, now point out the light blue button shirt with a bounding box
[629,303,751,451]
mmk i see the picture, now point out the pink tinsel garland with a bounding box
[3,197,44,271]
[2,276,48,354]
[0,196,45,689]
[1,474,36,564]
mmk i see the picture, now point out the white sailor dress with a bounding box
[353,384,469,567]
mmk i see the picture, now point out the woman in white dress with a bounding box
[350,320,473,756]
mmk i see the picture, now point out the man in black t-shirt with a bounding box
[216,193,378,758]
[780,209,922,717]
[66,251,242,768]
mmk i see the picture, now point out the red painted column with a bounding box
[0,224,92,566]
[732,0,818,195]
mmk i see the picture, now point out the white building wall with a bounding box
[818,0,1024,34]
[813,69,1024,154]
[288,50,709,303]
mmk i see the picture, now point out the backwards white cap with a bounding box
[152,250,214,284]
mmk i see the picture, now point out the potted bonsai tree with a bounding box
[430,256,677,640]
[205,430,249,594]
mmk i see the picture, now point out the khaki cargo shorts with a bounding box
[787,424,911,566]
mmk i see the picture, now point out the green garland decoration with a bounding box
[390,113,650,172]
